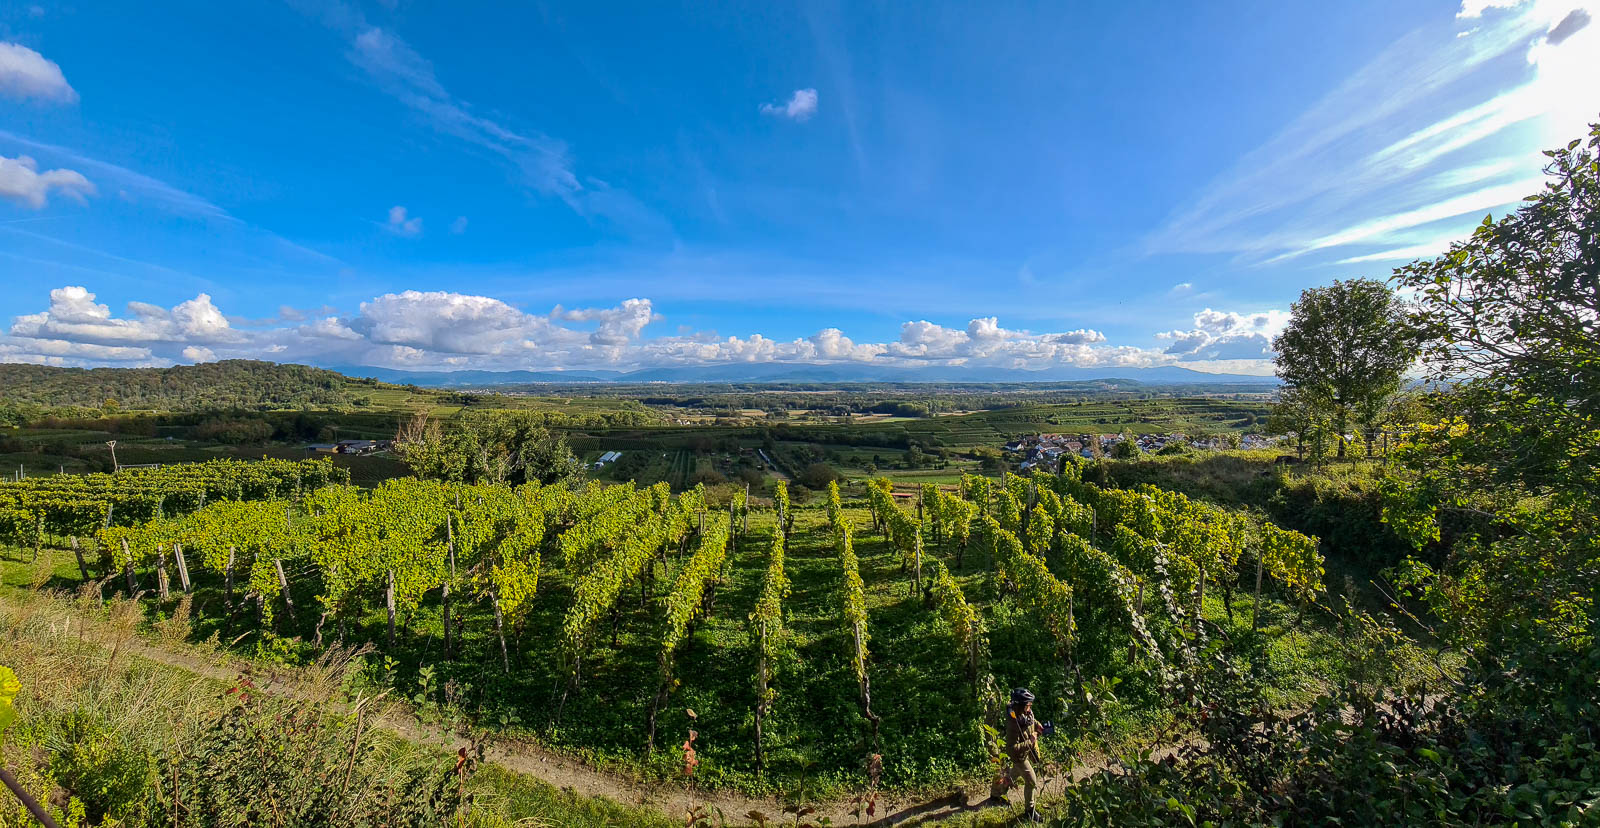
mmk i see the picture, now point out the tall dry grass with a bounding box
[0,586,670,828]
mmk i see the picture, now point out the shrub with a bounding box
[797,462,841,489]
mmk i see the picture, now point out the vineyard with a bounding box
[0,455,1347,800]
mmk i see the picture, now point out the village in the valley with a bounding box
[1004,430,1278,470]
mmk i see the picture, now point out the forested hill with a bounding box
[0,360,371,411]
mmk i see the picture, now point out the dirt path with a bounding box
[757,449,791,482]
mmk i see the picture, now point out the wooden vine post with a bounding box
[274,559,295,621]
[912,528,923,595]
[224,546,236,615]
[69,536,89,581]
[120,538,137,595]
[754,616,769,774]
[1065,590,1076,675]
[156,546,170,600]
[853,617,881,746]
[1251,551,1265,632]
[1128,580,1146,663]
[174,542,191,593]
[443,514,455,658]
[490,587,510,673]
[385,569,397,649]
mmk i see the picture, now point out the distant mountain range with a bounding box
[329,363,1279,387]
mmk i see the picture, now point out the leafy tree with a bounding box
[1272,279,1417,458]
[475,410,584,485]
[1394,122,1600,499]
[1265,386,1321,460]
[394,409,581,485]
[1108,439,1140,459]
[392,412,478,482]
[797,462,841,489]
[1385,120,1600,655]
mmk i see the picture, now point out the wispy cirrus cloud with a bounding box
[0,130,343,268]
[1151,0,1598,265]
[346,26,581,199]
[299,2,665,234]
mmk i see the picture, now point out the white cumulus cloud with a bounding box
[555,298,660,346]
[9,286,239,346]
[0,154,94,208]
[760,88,819,121]
[0,41,77,103]
[4,285,1243,375]
[1156,308,1287,361]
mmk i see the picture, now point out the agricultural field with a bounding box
[4,379,1270,496]
[0,457,1425,826]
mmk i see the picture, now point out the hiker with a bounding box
[994,687,1045,822]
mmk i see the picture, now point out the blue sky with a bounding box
[1,0,1595,375]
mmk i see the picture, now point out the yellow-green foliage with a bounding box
[987,516,1075,648]
[928,560,983,673]
[836,519,872,683]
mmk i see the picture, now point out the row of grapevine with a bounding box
[835,516,881,743]
[923,485,977,566]
[773,479,792,538]
[824,480,881,742]
[1042,465,1324,630]
[927,559,985,691]
[984,515,1076,660]
[0,458,347,539]
[558,482,664,571]
[865,479,923,590]
[960,474,992,514]
[560,507,674,683]
[558,487,705,696]
[750,526,789,774]
[648,513,731,748]
[86,478,550,662]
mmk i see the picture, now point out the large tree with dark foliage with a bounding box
[1272,279,1417,457]
[1384,120,1600,638]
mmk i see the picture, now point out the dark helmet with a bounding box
[1010,687,1035,707]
